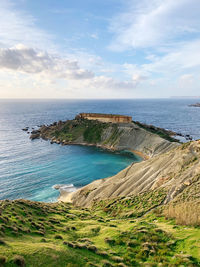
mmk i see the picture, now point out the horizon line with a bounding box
[0,96,200,101]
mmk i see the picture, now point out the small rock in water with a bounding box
[22,127,29,131]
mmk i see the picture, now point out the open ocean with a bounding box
[0,98,200,202]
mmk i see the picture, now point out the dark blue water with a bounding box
[0,99,200,202]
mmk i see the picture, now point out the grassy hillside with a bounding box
[39,119,109,144]
[0,195,199,267]
[133,121,179,143]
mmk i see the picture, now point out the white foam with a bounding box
[53,184,77,193]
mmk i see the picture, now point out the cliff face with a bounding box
[71,140,200,207]
[100,122,178,158]
[31,118,178,159]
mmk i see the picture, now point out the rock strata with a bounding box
[71,140,200,207]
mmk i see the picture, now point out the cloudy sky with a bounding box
[0,0,200,99]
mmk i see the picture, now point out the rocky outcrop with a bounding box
[71,140,200,207]
[189,103,200,107]
[30,130,41,140]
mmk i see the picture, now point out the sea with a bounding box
[0,98,200,202]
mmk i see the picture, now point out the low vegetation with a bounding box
[0,193,199,266]
[134,121,179,142]
[42,119,109,144]
[92,189,167,218]
[83,122,108,144]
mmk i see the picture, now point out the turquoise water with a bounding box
[1,141,138,202]
[0,99,200,202]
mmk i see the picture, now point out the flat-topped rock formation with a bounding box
[76,113,132,123]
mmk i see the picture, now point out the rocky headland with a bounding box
[30,114,179,159]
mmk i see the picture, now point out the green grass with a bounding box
[83,122,107,144]
[0,197,199,266]
[92,189,167,218]
[48,119,109,144]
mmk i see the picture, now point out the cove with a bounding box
[0,138,141,203]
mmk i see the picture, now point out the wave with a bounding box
[52,184,77,193]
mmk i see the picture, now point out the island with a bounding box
[188,102,200,107]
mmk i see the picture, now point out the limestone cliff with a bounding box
[71,140,200,207]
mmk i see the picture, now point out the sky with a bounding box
[0,0,200,99]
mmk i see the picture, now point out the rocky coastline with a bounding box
[27,115,181,159]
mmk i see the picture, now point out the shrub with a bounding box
[96,251,108,257]
[0,239,6,245]
[54,234,63,240]
[91,226,101,234]
[12,255,25,267]
[87,245,97,252]
[104,238,115,246]
[0,255,7,265]
[111,256,123,262]
[102,260,114,267]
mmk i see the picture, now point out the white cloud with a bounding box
[0,45,94,80]
[89,75,139,90]
[178,74,195,89]
[0,44,141,99]
[142,39,200,75]
[109,0,200,51]
[132,74,147,83]
[90,33,99,40]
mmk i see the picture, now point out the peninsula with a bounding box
[30,113,179,159]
